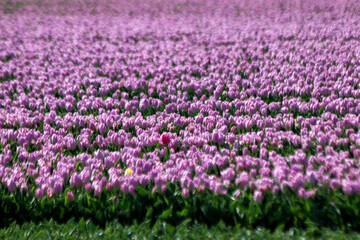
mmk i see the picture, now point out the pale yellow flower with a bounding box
[125,168,133,176]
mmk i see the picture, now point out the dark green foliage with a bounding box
[1,184,360,232]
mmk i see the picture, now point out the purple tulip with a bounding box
[67,191,75,202]
[7,179,17,192]
[253,190,262,202]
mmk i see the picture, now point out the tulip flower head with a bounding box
[125,168,133,176]
[161,133,171,145]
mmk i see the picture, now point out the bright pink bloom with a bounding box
[161,133,171,145]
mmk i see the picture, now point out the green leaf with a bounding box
[177,209,189,217]
[78,218,86,233]
[146,207,153,218]
[161,209,172,220]
[59,207,65,220]
[154,199,163,207]
[165,224,175,236]
[164,195,169,205]
[135,186,148,197]
[86,193,91,207]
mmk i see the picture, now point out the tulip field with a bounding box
[2,0,360,238]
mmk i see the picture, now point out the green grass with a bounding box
[1,219,360,240]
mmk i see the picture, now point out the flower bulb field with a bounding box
[2,0,360,236]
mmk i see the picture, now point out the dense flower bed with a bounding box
[1,0,360,229]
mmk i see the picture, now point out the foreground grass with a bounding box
[1,219,360,240]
